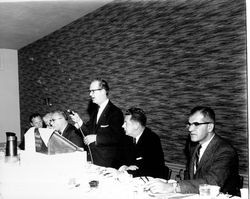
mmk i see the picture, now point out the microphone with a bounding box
[67,109,94,164]
[67,109,74,115]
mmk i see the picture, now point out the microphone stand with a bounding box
[67,110,93,164]
[78,126,94,164]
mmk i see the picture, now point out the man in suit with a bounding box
[70,79,124,168]
[51,110,84,148]
[119,107,165,178]
[145,106,240,196]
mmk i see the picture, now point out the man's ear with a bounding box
[133,121,140,130]
[208,123,214,132]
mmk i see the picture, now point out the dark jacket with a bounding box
[82,101,124,168]
[62,123,84,148]
[121,127,165,178]
[180,134,240,196]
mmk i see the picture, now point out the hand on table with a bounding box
[144,179,174,194]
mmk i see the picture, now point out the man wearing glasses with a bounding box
[145,106,240,196]
[70,79,124,168]
[51,110,84,148]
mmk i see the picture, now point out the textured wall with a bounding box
[18,0,247,174]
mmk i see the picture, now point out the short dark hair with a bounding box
[125,107,147,126]
[29,113,42,123]
[92,78,110,95]
[190,106,215,123]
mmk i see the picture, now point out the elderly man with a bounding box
[145,106,240,196]
[51,110,84,148]
[70,79,124,168]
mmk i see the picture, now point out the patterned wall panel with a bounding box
[18,0,247,173]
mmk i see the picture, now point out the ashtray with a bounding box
[89,180,99,188]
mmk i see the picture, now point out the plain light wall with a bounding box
[0,49,20,143]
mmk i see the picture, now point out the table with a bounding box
[0,151,238,199]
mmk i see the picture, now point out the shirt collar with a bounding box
[201,133,215,149]
[99,99,109,111]
[135,128,145,143]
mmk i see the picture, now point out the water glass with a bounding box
[199,184,210,197]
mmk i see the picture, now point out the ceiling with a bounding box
[0,0,113,50]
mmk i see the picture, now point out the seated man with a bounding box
[50,110,84,148]
[118,107,166,178]
[145,106,240,196]
[19,113,44,150]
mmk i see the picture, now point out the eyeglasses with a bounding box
[51,118,63,122]
[89,88,102,93]
[186,122,212,128]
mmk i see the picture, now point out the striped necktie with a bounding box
[34,128,43,152]
[194,144,202,174]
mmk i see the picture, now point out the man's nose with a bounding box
[188,124,195,132]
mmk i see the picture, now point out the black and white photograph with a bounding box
[0,0,248,198]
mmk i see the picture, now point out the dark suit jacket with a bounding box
[180,134,240,196]
[62,123,84,148]
[121,127,165,178]
[82,100,124,168]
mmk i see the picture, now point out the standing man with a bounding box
[119,107,166,178]
[51,110,84,148]
[70,79,124,168]
[145,106,240,196]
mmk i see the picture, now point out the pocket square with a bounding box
[100,125,109,128]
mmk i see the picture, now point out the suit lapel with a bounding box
[136,128,147,146]
[196,135,217,173]
[61,123,69,137]
[89,108,99,131]
[95,101,111,128]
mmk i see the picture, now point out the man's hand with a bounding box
[68,111,83,128]
[126,165,139,171]
[84,135,97,145]
[144,180,175,194]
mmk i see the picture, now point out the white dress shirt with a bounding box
[96,99,109,123]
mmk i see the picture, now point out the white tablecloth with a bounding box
[0,151,238,199]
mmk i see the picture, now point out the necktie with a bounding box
[194,144,202,174]
[34,128,43,152]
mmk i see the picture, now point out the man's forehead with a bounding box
[90,81,100,88]
[189,111,204,121]
[124,115,132,121]
[32,117,41,121]
[52,113,61,117]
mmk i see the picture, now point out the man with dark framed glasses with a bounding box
[145,106,240,196]
[70,78,124,168]
[51,110,84,148]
